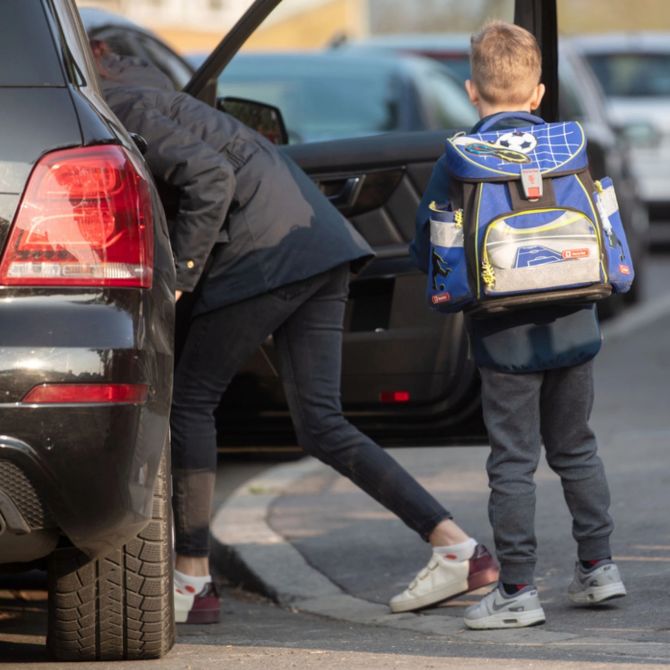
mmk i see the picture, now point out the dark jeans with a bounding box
[479,361,613,584]
[171,264,451,556]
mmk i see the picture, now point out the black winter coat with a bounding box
[100,56,373,314]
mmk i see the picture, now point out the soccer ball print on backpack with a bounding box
[426,112,634,315]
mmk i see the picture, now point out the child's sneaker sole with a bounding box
[568,581,627,605]
[464,607,546,630]
[463,584,545,630]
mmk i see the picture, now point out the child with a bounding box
[410,20,626,630]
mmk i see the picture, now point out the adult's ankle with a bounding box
[428,519,470,547]
[175,554,210,577]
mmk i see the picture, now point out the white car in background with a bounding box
[572,33,670,239]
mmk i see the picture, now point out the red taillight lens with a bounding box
[0,145,154,287]
[22,383,149,404]
[379,390,411,404]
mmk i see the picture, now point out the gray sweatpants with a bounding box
[479,360,613,584]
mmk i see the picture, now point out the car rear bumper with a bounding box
[0,288,173,561]
[0,404,166,559]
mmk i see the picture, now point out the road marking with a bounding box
[602,292,670,342]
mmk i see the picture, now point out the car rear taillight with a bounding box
[0,145,154,287]
[22,383,149,404]
[379,390,411,404]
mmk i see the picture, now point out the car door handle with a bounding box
[324,176,364,210]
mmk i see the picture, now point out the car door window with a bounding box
[0,0,63,85]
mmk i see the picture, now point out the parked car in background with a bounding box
[344,34,649,307]
[189,51,478,143]
[572,33,670,240]
[0,0,175,661]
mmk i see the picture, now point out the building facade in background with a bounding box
[79,0,248,28]
[77,0,369,52]
[77,0,670,54]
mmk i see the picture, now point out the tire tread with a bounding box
[47,448,175,661]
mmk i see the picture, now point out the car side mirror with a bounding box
[217,97,289,145]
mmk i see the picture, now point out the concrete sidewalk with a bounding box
[210,312,670,664]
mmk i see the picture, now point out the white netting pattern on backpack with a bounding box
[474,122,584,172]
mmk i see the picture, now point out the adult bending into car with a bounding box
[92,45,498,624]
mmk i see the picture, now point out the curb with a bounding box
[209,457,670,659]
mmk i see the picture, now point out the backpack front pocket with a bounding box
[427,205,473,312]
[480,208,603,297]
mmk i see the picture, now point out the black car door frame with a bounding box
[514,0,559,121]
[184,0,281,103]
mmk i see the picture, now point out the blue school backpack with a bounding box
[427,112,634,315]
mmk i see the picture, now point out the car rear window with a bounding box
[0,0,64,86]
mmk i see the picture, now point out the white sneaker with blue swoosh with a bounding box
[464,584,546,629]
[568,560,626,605]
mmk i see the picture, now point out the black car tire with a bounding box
[46,444,175,661]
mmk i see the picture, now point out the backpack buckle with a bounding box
[520,167,543,201]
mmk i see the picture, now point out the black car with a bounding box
[78,1,618,451]
[78,6,486,449]
[0,0,174,661]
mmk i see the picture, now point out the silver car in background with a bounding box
[572,33,670,240]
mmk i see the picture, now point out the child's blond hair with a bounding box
[470,20,542,106]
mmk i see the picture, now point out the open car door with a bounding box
[182,0,558,450]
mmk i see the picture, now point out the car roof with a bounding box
[355,33,579,54]
[223,49,460,76]
[351,32,471,52]
[570,32,670,53]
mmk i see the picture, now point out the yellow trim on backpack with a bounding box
[575,174,608,283]
[473,184,484,298]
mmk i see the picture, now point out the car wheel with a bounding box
[46,444,175,661]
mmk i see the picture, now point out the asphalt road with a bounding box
[1,251,669,669]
